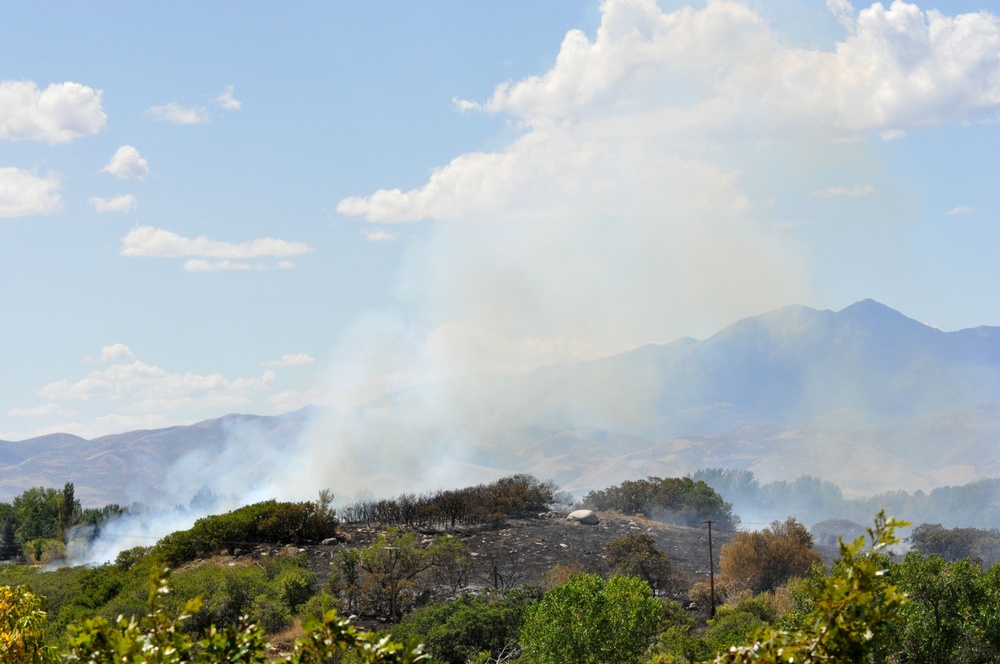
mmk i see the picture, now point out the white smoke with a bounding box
[76,0,1000,562]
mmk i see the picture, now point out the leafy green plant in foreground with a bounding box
[709,511,908,663]
[2,569,426,663]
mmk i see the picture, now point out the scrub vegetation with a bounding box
[2,475,1000,663]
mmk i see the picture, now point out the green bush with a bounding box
[390,590,535,664]
[55,570,429,663]
[152,499,337,567]
[275,567,318,612]
[520,574,660,664]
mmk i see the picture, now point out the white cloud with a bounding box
[90,194,137,213]
[340,1,1000,226]
[144,102,210,125]
[0,80,106,143]
[216,85,241,110]
[363,228,398,242]
[7,403,68,418]
[477,0,1000,136]
[451,97,481,113]
[102,145,149,180]
[183,259,253,272]
[121,226,313,259]
[264,354,316,368]
[39,343,276,405]
[811,184,877,198]
[0,168,61,217]
[946,204,976,215]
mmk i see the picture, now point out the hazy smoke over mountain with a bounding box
[290,0,1000,498]
[76,0,1000,562]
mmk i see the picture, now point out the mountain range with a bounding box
[3,299,999,507]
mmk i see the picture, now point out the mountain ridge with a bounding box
[3,300,999,506]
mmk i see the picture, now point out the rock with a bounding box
[320,537,338,546]
[566,509,600,525]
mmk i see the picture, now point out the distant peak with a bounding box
[836,299,934,334]
[839,299,895,314]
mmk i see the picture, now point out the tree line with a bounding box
[338,474,558,529]
[693,468,1000,529]
[0,483,129,564]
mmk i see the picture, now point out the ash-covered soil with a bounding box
[219,510,840,603]
[251,510,740,599]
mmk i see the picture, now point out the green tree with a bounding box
[519,573,660,664]
[877,552,999,663]
[58,482,81,540]
[909,523,1000,564]
[12,488,61,546]
[1,513,19,560]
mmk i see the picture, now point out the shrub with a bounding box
[0,585,55,663]
[153,497,337,567]
[582,477,739,529]
[390,591,535,664]
[519,574,660,664]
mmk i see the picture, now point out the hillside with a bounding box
[3,299,999,511]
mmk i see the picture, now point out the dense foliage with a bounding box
[519,573,661,664]
[582,476,739,529]
[389,590,537,664]
[6,471,1000,664]
[2,571,428,663]
[153,494,338,567]
[0,483,131,565]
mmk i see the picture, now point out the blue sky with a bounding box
[2,0,999,442]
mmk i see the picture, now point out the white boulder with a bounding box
[566,509,600,525]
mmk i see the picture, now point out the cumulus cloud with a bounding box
[0,80,106,143]
[144,102,210,125]
[363,228,398,242]
[39,343,275,406]
[0,168,61,217]
[90,194,137,213]
[476,0,1000,136]
[263,354,316,368]
[121,226,313,266]
[216,85,241,110]
[102,145,149,180]
[341,1,1000,224]
[811,184,877,197]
